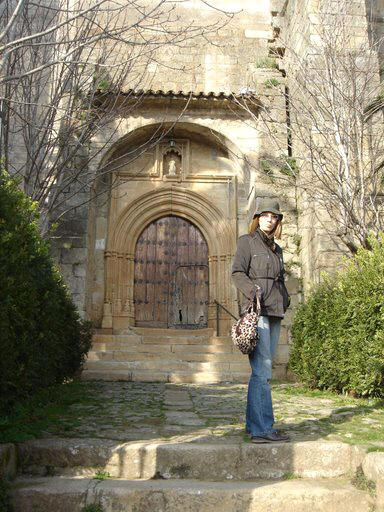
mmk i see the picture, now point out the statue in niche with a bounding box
[168,158,177,176]
[163,150,181,178]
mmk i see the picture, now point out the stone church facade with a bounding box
[51,0,382,379]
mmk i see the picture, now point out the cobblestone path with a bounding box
[42,382,384,447]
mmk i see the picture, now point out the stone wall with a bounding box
[49,0,384,375]
[83,97,300,338]
[51,1,302,325]
[95,0,274,95]
[277,0,380,290]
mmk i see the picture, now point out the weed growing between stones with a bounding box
[282,472,301,480]
[170,464,191,478]
[93,469,111,480]
[351,466,377,498]
[367,446,384,453]
[80,505,103,512]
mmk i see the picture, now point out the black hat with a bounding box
[253,198,283,219]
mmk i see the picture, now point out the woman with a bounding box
[232,198,290,443]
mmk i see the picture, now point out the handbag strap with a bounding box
[241,237,262,316]
[242,285,261,316]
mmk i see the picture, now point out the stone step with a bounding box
[81,367,287,383]
[82,369,250,383]
[87,350,246,363]
[19,439,365,481]
[140,336,225,345]
[84,360,250,375]
[168,371,249,384]
[10,476,372,512]
[81,369,169,382]
[82,368,250,383]
[133,327,214,337]
[90,341,234,352]
[93,334,143,343]
[84,316,288,382]
[92,335,231,347]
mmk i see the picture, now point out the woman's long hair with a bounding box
[249,215,282,239]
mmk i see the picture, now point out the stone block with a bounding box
[81,370,132,381]
[185,361,230,372]
[61,248,87,265]
[182,352,245,363]
[244,28,271,39]
[171,344,233,354]
[96,217,107,238]
[279,326,290,344]
[73,264,86,277]
[169,372,229,384]
[69,277,86,295]
[288,293,301,308]
[275,344,290,364]
[285,275,302,294]
[228,361,252,372]
[10,476,374,512]
[272,364,287,380]
[59,264,74,283]
[131,370,169,382]
[86,351,111,361]
[16,438,366,482]
[55,218,88,237]
[231,372,249,383]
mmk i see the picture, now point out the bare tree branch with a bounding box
[233,3,384,253]
[0,0,233,236]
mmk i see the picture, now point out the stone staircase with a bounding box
[10,439,375,511]
[82,327,288,383]
[83,328,247,384]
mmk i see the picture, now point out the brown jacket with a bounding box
[231,229,290,318]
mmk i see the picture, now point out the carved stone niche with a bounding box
[157,139,190,180]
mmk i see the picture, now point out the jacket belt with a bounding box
[255,276,283,282]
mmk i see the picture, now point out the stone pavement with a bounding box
[8,381,384,512]
[42,381,384,446]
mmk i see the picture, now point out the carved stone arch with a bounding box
[93,120,250,185]
[89,120,246,331]
[102,186,236,331]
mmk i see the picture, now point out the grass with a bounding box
[272,383,384,446]
[0,379,91,444]
[255,57,278,69]
[367,446,384,453]
[264,78,280,88]
[351,466,376,498]
[93,469,111,480]
[282,471,301,480]
[80,505,103,512]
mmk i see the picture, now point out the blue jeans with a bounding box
[246,315,281,436]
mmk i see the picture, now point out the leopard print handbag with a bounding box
[231,287,261,355]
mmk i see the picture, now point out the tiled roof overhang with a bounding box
[92,88,260,113]
[120,89,240,100]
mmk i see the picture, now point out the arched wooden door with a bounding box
[134,216,209,328]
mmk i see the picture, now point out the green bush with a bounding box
[289,234,384,397]
[0,169,92,414]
